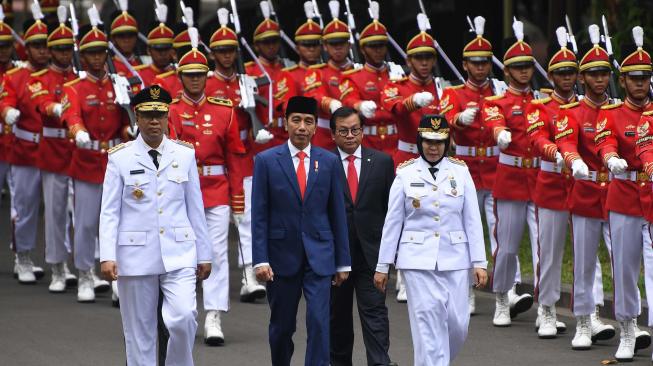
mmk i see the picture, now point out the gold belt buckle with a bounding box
[476,147,486,157]
[598,171,609,183]
[377,125,387,139]
[638,171,648,183]
[100,141,109,150]
[197,165,203,176]
[3,124,10,134]
[523,158,532,169]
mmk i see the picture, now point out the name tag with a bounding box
[625,131,635,137]
[511,110,523,116]
[130,169,145,175]
[410,182,425,187]
[583,127,595,133]
[86,100,99,106]
[182,120,194,126]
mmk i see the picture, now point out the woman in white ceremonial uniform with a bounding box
[374,114,488,366]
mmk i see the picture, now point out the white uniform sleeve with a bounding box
[99,156,122,263]
[461,165,488,269]
[185,154,212,264]
[376,174,406,267]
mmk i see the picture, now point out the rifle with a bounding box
[68,4,85,77]
[228,2,274,144]
[260,1,296,68]
[337,0,361,65]
[600,16,621,100]
[365,1,404,80]
[465,15,507,96]
[304,1,328,63]
[565,15,584,95]
[180,1,211,54]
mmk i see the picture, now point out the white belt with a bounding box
[577,170,611,183]
[42,127,68,139]
[540,160,564,174]
[455,145,499,157]
[363,124,397,136]
[397,140,418,154]
[498,152,540,169]
[317,118,330,129]
[198,164,225,176]
[239,129,248,141]
[12,125,40,143]
[78,138,121,151]
[613,170,649,182]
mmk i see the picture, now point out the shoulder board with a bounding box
[63,78,83,88]
[170,98,180,104]
[445,84,464,90]
[207,96,233,107]
[531,97,551,105]
[6,67,21,75]
[601,102,622,110]
[342,68,360,76]
[643,110,653,116]
[107,142,128,155]
[244,61,254,68]
[133,64,149,71]
[30,68,48,77]
[397,158,416,170]
[156,70,175,79]
[539,87,553,94]
[282,64,299,72]
[447,157,467,166]
[485,94,504,101]
[309,63,326,69]
[174,139,194,149]
[560,101,579,110]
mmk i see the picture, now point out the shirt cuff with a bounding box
[254,262,270,269]
[336,266,351,272]
[472,261,488,270]
[375,263,390,273]
[198,260,212,264]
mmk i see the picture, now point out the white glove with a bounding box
[412,92,434,108]
[75,130,91,148]
[607,156,628,175]
[4,107,20,125]
[329,99,343,114]
[254,129,274,144]
[359,100,377,119]
[571,159,589,179]
[52,103,63,118]
[231,213,244,226]
[496,130,511,150]
[458,107,478,126]
[126,125,138,138]
[555,152,564,166]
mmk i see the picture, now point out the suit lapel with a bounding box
[276,144,302,201]
[333,148,353,204]
[158,138,174,171]
[134,137,157,171]
[355,148,373,204]
[304,147,320,201]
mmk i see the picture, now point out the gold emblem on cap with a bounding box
[430,117,441,130]
[150,86,161,100]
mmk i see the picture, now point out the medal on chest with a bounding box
[450,175,458,196]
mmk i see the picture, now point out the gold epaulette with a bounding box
[133,64,149,71]
[174,139,194,149]
[560,101,580,110]
[63,78,83,88]
[282,64,299,72]
[156,70,175,79]
[539,87,553,94]
[643,110,653,116]
[6,67,21,75]
[309,63,326,69]
[485,94,504,101]
[107,142,127,154]
[397,158,416,170]
[207,96,233,107]
[244,61,254,68]
[445,84,464,90]
[170,98,180,104]
[342,68,360,76]
[601,102,623,110]
[30,68,48,77]
[448,157,467,166]
[531,97,551,104]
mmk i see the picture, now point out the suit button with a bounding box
[409,236,414,241]
[432,187,437,191]
[435,232,440,237]
[434,201,439,207]
[157,191,162,196]
[434,216,440,221]
[159,228,164,234]
[157,172,160,177]
[158,208,163,214]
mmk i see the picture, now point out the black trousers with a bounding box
[330,237,391,366]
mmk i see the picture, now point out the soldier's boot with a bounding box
[240,265,266,303]
[77,270,95,303]
[14,252,43,281]
[63,262,77,287]
[396,270,407,303]
[493,292,511,327]
[571,315,592,350]
[634,322,651,352]
[535,303,567,333]
[204,310,225,346]
[590,307,615,342]
[48,262,66,293]
[111,281,119,308]
[615,319,636,362]
[537,305,558,339]
[91,267,110,293]
[16,251,36,284]
[468,288,476,315]
[508,284,533,319]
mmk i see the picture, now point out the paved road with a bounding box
[1,198,652,365]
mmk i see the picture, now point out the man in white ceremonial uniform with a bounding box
[99,85,212,366]
[374,114,488,366]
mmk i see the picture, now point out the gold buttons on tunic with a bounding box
[435,232,440,238]
[434,216,440,222]
[160,228,164,234]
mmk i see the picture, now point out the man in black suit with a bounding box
[329,107,395,366]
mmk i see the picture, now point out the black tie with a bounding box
[428,167,438,180]
[148,149,160,169]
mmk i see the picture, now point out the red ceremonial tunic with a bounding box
[135,63,174,87]
[0,62,15,163]
[154,69,183,99]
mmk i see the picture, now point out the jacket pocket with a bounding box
[449,230,468,244]
[167,173,189,184]
[118,231,146,246]
[269,229,286,240]
[400,230,425,244]
[174,227,196,241]
[124,176,151,187]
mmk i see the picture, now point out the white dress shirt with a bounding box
[337,145,362,180]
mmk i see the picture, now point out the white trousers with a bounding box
[403,268,469,366]
[236,176,253,267]
[492,199,538,293]
[536,207,569,306]
[11,165,41,253]
[42,171,69,264]
[118,267,198,366]
[73,180,102,271]
[203,205,231,311]
[643,226,653,326]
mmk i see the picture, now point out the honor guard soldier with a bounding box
[134,4,175,87]
[319,3,354,98]
[99,85,212,366]
[0,3,50,284]
[482,19,539,327]
[206,9,268,303]
[339,8,398,156]
[62,21,130,303]
[109,0,142,78]
[0,5,16,247]
[29,5,77,292]
[555,25,623,350]
[374,114,488,366]
[154,24,193,98]
[440,16,497,315]
[168,28,247,346]
[245,12,297,151]
[381,19,440,168]
[595,27,653,362]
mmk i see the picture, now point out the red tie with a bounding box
[296,151,307,200]
[346,155,358,201]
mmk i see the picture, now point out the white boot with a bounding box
[396,270,407,303]
[111,281,119,308]
[634,322,651,352]
[508,284,533,319]
[537,305,558,339]
[571,315,592,350]
[15,251,36,284]
[468,287,476,315]
[91,267,110,293]
[535,304,567,333]
[48,263,66,293]
[493,292,511,327]
[13,253,44,280]
[615,319,636,362]
[590,307,615,342]
[204,310,225,346]
[240,265,266,303]
[77,270,95,303]
[63,262,77,287]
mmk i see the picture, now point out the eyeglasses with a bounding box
[336,127,362,137]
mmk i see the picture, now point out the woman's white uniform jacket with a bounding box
[377,156,487,272]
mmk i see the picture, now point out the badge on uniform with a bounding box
[450,176,458,196]
[132,188,144,200]
[130,169,144,175]
[410,182,425,187]
[412,199,420,208]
